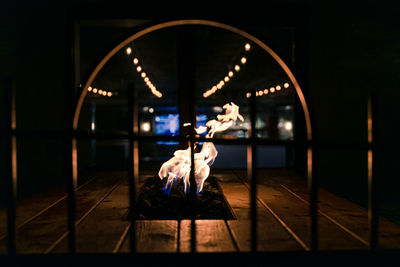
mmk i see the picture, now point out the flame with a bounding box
[158,102,244,194]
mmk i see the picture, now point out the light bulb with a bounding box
[241,57,247,64]
[126,47,132,55]
[245,43,251,51]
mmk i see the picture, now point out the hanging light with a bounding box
[241,57,247,64]
[284,82,290,88]
[133,58,139,64]
[245,43,251,51]
[126,47,132,55]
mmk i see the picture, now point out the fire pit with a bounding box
[134,175,235,220]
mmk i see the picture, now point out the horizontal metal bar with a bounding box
[8,129,400,149]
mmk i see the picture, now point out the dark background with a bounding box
[1,0,399,222]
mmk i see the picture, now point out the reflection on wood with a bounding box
[180,220,236,252]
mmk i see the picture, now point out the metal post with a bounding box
[67,19,80,254]
[368,93,379,250]
[308,145,317,251]
[4,79,17,255]
[128,84,139,253]
[248,89,257,252]
[177,26,197,252]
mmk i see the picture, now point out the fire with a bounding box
[158,102,244,195]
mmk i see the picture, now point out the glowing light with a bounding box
[228,71,234,77]
[245,43,251,51]
[217,84,222,89]
[88,86,92,92]
[107,92,112,97]
[284,121,293,131]
[246,92,251,98]
[141,122,151,132]
[276,85,281,91]
[136,66,142,72]
[258,90,263,96]
[103,91,107,96]
[141,72,146,78]
[144,77,149,82]
[284,82,290,88]
[158,102,243,194]
[256,91,259,96]
[224,76,230,82]
[91,121,95,131]
[264,89,269,94]
[149,107,154,113]
[183,123,191,127]
[234,65,240,71]
[241,57,247,64]
[98,89,103,94]
[126,47,132,55]
[133,58,139,64]
[270,87,275,93]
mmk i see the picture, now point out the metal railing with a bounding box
[3,76,380,254]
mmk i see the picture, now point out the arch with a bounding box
[73,19,312,141]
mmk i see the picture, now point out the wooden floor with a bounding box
[1,169,400,254]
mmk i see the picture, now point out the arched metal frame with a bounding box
[70,20,315,253]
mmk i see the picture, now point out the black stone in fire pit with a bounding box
[134,176,235,220]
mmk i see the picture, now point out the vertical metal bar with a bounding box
[5,79,17,255]
[66,20,79,254]
[249,89,257,252]
[128,85,138,253]
[177,26,197,253]
[307,145,317,251]
[368,93,379,249]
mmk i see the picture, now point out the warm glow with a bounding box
[235,65,240,71]
[264,89,269,94]
[133,58,139,64]
[141,72,146,78]
[217,84,222,89]
[144,77,149,82]
[136,66,142,72]
[107,92,112,97]
[246,92,251,98]
[102,91,107,96]
[141,122,151,132]
[245,43,251,51]
[88,86,92,92]
[158,102,244,194]
[284,82,289,88]
[241,57,247,64]
[98,89,103,94]
[270,87,275,93]
[228,71,234,77]
[284,121,293,131]
[92,88,98,93]
[276,85,281,91]
[126,47,132,55]
[258,90,263,96]
[224,76,229,82]
[149,107,154,113]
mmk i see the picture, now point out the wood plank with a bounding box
[119,220,178,253]
[275,174,400,249]
[254,179,367,250]
[51,182,130,253]
[179,220,236,252]
[0,174,122,254]
[219,180,303,251]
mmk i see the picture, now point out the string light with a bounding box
[87,86,114,98]
[246,82,291,98]
[126,47,132,55]
[125,46,163,98]
[203,42,251,98]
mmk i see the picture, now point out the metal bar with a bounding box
[249,89,257,252]
[368,93,379,250]
[308,145,318,251]
[66,20,80,254]
[128,85,138,254]
[4,79,17,255]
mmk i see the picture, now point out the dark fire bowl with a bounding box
[133,175,235,220]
